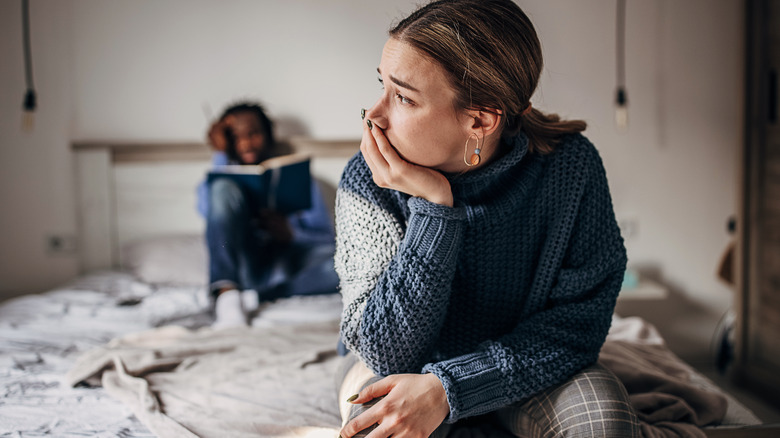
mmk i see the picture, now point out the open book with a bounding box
[206,153,312,214]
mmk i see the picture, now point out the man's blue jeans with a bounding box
[206,178,338,300]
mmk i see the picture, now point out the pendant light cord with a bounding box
[22,0,36,113]
[615,0,627,107]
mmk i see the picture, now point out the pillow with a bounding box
[121,234,208,286]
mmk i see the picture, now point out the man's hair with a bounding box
[219,101,277,161]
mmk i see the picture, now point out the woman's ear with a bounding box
[467,109,503,137]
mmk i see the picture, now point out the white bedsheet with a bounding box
[0,271,344,437]
[1,272,760,437]
[1,272,156,437]
[67,323,342,438]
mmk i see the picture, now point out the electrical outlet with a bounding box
[46,234,77,255]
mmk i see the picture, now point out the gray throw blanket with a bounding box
[67,322,343,438]
[67,319,740,438]
[599,340,728,438]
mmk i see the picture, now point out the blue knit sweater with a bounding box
[334,132,626,422]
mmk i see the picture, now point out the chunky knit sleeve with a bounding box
[424,142,627,422]
[335,155,467,375]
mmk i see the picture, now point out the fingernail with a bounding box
[347,393,359,403]
[360,108,366,120]
[366,120,373,130]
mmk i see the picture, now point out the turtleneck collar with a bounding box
[447,131,529,200]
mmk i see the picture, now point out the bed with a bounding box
[0,139,772,437]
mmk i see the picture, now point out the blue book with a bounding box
[206,153,312,214]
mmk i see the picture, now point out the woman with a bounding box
[197,102,338,328]
[334,1,640,437]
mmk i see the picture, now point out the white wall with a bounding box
[526,0,743,321]
[1,0,77,299]
[69,0,401,140]
[1,0,743,334]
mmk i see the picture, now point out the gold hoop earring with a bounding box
[463,133,481,167]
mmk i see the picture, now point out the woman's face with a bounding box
[365,38,473,173]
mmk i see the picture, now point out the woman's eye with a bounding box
[396,94,413,105]
[377,76,384,89]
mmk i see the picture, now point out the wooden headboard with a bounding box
[72,138,358,273]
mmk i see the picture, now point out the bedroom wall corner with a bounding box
[0,0,79,301]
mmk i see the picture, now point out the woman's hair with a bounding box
[220,101,277,161]
[390,0,585,154]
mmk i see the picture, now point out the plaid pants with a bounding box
[336,354,640,438]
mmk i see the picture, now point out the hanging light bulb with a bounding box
[615,86,628,131]
[22,89,36,132]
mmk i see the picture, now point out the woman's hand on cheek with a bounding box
[360,121,454,207]
[340,373,449,438]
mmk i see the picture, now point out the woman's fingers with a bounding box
[361,121,401,189]
[370,123,403,166]
[365,122,411,187]
[364,423,393,438]
[360,120,388,175]
[341,377,396,438]
[342,374,448,438]
[340,400,383,438]
[359,117,453,205]
[348,377,393,405]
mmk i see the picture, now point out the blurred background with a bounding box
[0,0,744,368]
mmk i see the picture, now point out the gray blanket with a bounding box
[599,340,728,438]
[67,322,343,438]
[67,317,752,438]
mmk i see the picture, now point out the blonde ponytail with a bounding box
[510,108,587,155]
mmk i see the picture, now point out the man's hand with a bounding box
[257,209,292,245]
[207,115,237,152]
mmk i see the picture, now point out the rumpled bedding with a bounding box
[1,271,760,437]
[65,317,759,438]
[603,316,760,437]
[0,271,343,437]
[600,341,726,437]
[67,323,343,438]
[0,272,161,437]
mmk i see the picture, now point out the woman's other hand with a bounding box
[340,373,449,438]
[361,120,454,207]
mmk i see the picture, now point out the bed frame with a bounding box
[67,138,780,436]
[72,138,359,273]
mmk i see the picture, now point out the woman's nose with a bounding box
[365,101,387,130]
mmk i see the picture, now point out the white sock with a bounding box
[212,289,247,329]
[242,289,260,313]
